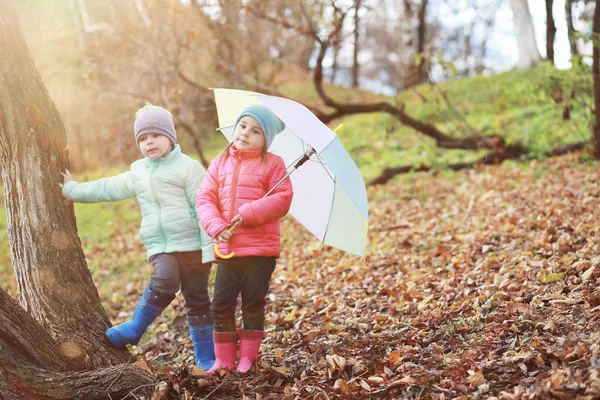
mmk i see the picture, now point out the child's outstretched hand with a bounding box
[59,169,71,189]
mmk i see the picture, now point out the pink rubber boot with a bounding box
[206,331,238,375]
[236,330,264,373]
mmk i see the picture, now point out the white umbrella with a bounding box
[212,88,369,258]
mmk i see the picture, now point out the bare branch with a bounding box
[134,0,152,28]
[176,118,210,168]
[245,4,321,41]
[369,140,588,186]
[77,0,115,34]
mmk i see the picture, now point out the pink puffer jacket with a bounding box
[196,145,293,259]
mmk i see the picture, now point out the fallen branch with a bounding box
[368,141,586,186]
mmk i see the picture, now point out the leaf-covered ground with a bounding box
[86,152,600,398]
[12,153,580,399]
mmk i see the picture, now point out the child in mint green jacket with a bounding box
[60,103,216,370]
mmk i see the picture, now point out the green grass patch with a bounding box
[279,66,592,183]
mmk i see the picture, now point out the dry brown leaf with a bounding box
[359,379,371,391]
[466,370,485,387]
[134,360,152,374]
[388,350,402,365]
[581,264,596,281]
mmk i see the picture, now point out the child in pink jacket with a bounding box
[196,104,293,374]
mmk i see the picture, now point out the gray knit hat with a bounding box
[134,103,177,147]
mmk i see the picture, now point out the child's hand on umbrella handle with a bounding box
[231,214,244,226]
[215,226,236,259]
[216,229,233,243]
[215,217,243,259]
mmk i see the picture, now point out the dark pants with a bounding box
[149,251,211,317]
[211,256,276,332]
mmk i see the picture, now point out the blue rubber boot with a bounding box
[106,286,172,348]
[187,314,216,371]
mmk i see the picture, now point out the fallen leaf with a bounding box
[581,264,596,281]
[359,379,371,391]
[466,370,485,387]
[537,271,565,284]
[134,360,152,374]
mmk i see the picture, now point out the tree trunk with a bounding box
[399,0,417,88]
[400,0,429,88]
[297,40,315,71]
[352,0,362,88]
[329,38,340,84]
[0,289,154,399]
[565,0,579,58]
[592,0,600,158]
[545,0,556,63]
[416,0,429,82]
[0,0,154,397]
[0,0,126,367]
[510,0,542,69]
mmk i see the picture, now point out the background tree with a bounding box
[592,0,600,157]
[396,0,430,88]
[351,0,363,87]
[511,0,542,68]
[0,0,152,397]
[11,0,596,185]
[565,0,579,57]
[546,0,557,63]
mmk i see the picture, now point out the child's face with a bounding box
[232,116,265,151]
[138,133,172,159]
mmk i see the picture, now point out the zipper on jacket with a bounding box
[227,156,243,254]
[149,165,168,252]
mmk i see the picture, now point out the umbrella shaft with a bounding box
[229,148,315,229]
[293,148,316,169]
[264,148,315,198]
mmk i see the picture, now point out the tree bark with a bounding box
[0,0,154,397]
[592,0,600,158]
[0,365,154,400]
[565,0,579,58]
[510,0,542,69]
[369,140,588,185]
[331,36,340,83]
[0,0,127,367]
[0,289,154,399]
[545,0,556,63]
[398,0,429,88]
[352,0,362,88]
[416,0,429,82]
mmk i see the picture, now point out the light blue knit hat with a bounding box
[134,103,177,147]
[235,105,286,150]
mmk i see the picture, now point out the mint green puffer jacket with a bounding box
[62,145,215,263]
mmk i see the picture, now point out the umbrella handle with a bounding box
[214,243,234,259]
[213,223,239,259]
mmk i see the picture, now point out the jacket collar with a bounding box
[229,145,263,159]
[145,144,181,167]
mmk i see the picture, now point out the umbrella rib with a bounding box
[311,153,335,182]
[321,175,337,246]
[279,126,333,182]
[216,124,234,131]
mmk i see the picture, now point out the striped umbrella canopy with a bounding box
[212,88,369,257]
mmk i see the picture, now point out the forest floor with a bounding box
[114,151,600,399]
